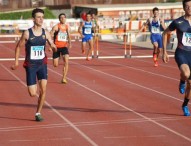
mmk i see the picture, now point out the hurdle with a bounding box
[0,34,20,43]
[0,31,175,61]
[94,31,175,59]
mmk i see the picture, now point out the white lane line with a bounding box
[0,116,186,132]
[70,61,182,102]
[10,138,72,142]
[132,58,177,69]
[48,67,191,142]
[100,59,179,81]
[104,135,166,139]
[1,64,98,146]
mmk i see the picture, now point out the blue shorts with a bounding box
[53,47,69,59]
[175,48,191,79]
[25,64,47,86]
[150,34,163,48]
[82,35,93,42]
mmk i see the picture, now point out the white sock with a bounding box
[35,113,40,116]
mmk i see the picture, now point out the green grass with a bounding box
[0,8,56,20]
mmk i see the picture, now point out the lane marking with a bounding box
[10,138,72,142]
[104,135,166,139]
[1,64,98,146]
[0,116,187,132]
[70,61,182,103]
[102,59,179,81]
[48,67,191,142]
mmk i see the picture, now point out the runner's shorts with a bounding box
[175,48,191,79]
[82,35,93,42]
[25,63,47,86]
[150,33,163,48]
[53,47,69,59]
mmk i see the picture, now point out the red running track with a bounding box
[0,41,191,146]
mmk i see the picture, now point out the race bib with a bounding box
[151,26,160,33]
[182,32,191,47]
[84,28,91,34]
[58,31,67,41]
[30,46,45,60]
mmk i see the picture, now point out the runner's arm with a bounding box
[50,25,58,38]
[78,22,84,38]
[11,30,28,70]
[67,27,72,49]
[45,30,57,52]
[162,27,171,63]
[139,19,149,33]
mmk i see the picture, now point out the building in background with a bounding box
[0,0,182,11]
[0,0,183,20]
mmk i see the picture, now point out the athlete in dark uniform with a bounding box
[11,8,57,121]
[163,0,191,116]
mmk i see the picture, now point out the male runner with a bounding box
[78,12,94,61]
[139,7,166,67]
[12,8,57,121]
[163,0,191,116]
[50,13,71,84]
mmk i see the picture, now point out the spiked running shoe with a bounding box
[179,80,186,94]
[35,114,43,122]
[154,61,158,67]
[182,106,190,116]
[86,57,91,61]
[61,79,67,84]
[153,54,157,62]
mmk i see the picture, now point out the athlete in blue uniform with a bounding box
[163,0,191,116]
[139,7,166,67]
[78,13,94,61]
[11,8,57,121]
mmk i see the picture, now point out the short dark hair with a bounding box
[183,0,191,8]
[32,8,44,18]
[152,7,159,13]
[86,12,91,16]
[58,13,66,20]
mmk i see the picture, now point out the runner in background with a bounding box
[11,8,57,122]
[138,7,166,67]
[50,13,71,84]
[91,12,99,58]
[78,12,94,61]
[162,0,191,116]
[117,21,125,40]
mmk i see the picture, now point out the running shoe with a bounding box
[153,54,157,62]
[182,106,190,116]
[86,57,91,61]
[179,80,186,94]
[61,79,67,84]
[35,114,43,122]
[154,61,158,67]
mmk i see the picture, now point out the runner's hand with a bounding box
[48,47,52,52]
[50,43,57,52]
[81,35,85,38]
[11,64,18,70]
[162,53,169,63]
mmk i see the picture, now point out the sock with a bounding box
[182,98,189,107]
[35,113,41,116]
